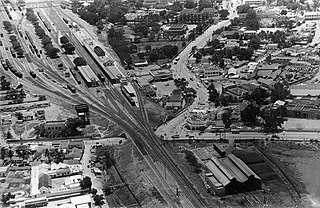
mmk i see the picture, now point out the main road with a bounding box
[157,6,240,139]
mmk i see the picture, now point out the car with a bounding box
[165,82,169,86]
[5,47,8,50]
[190,77,194,81]
[0,33,3,37]
[173,60,177,64]
[38,68,44,72]
[175,57,180,61]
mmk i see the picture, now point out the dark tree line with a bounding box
[26,9,60,58]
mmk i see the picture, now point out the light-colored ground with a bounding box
[284,118,320,131]
[296,153,320,207]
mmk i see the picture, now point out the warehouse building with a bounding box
[77,65,99,87]
[205,154,261,196]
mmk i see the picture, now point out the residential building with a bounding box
[205,154,261,196]
[244,0,267,6]
[68,140,84,150]
[286,97,320,119]
[289,84,320,97]
[149,68,173,81]
[165,89,183,110]
[38,173,52,194]
[178,8,219,23]
[0,114,12,125]
[0,166,9,177]
[164,24,188,36]
[304,12,320,20]
[44,121,66,133]
[202,63,222,79]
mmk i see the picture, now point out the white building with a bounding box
[244,0,267,6]
[304,12,320,20]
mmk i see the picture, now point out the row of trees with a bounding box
[9,35,24,57]
[174,78,197,105]
[108,27,132,65]
[60,36,76,54]
[0,76,11,91]
[147,44,179,62]
[25,9,60,58]
[185,150,202,173]
[2,21,24,57]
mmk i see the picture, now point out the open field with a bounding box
[105,139,168,207]
[260,141,320,207]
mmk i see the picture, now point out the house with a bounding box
[165,89,183,110]
[0,166,9,177]
[304,12,320,20]
[38,173,52,194]
[44,120,66,133]
[186,114,209,130]
[225,41,239,49]
[47,167,71,178]
[286,97,320,119]
[244,0,267,6]
[164,24,188,36]
[70,195,92,208]
[23,111,34,121]
[68,140,84,150]
[0,114,12,125]
[202,63,222,79]
[149,68,173,81]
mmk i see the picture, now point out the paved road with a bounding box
[162,130,320,141]
[157,5,240,138]
[82,142,110,208]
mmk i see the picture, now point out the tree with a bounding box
[103,184,112,195]
[271,82,289,102]
[248,37,261,50]
[73,57,87,66]
[6,131,13,140]
[260,105,285,133]
[97,22,104,31]
[94,194,104,206]
[184,0,195,8]
[237,4,250,13]
[240,102,260,124]
[80,176,92,190]
[182,41,186,47]
[171,1,182,12]
[91,188,98,195]
[60,36,69,45]
[222,109,232,129]
[246,19,260,30]
[218,9,230,19]
[1,193,14,204]
[249,87,269,105]
[280,10,287,15]
[41,35,52,46]
[63,43,76,54]
[144,45,152,52]
[133,24,148,37]
[207,83,219,103]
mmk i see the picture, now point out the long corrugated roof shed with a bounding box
[205,160,230,186]
[211,156,236,181]
[228,154,260,180]
[78,65,99,83]
[222,157,247,182]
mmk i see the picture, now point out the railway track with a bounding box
[254,145,301,206]
[0,4,208,207]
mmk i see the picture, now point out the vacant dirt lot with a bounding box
[263,141,320,207]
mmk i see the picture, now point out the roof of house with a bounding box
[70,195,91,206]
[202,8,218,13]
[38,173,52,189]
[180,8,197,15]
[0,166,8,172]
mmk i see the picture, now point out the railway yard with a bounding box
[1,0,320,207]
